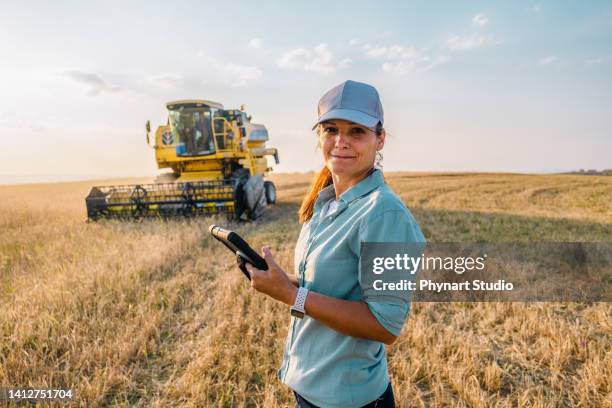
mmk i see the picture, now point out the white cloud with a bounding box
[0,111,64,132]
[585,57,607,66]
[248,38,262,49]
[276,44,351,75]
[363,43,448,74]
[382,55,450,74]
[529,3,542,12]
[445,33,498,51]
[147,73,184,89]
[348,39,360,46]
[472,13,489,27]
[538,55,558,66]
[363,44,422,60]
[58,69,121,96]
[223,63,262,87]
[194,53,263,87]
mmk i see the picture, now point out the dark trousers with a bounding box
[294,382,395,408]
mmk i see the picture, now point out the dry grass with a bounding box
[0,173,611,407]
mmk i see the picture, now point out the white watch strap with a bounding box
[293,287,309,313]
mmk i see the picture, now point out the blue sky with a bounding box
[1,0,611,183]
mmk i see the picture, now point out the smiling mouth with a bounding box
[330,154,356,159]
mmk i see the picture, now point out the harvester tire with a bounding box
[242,175,267,220]
[264,181,276,204]
[248,188,267,220]
[232,169,251,220]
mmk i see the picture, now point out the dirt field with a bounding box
[1,172,610,407]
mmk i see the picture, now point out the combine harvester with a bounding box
[85,100,279,220]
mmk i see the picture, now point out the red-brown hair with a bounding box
[298,166,333,224]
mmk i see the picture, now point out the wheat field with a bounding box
[0,172,610,407]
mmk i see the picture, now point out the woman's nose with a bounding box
[334,132,350,147]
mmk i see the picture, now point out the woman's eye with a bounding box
[350,128,365,135]
[323,127,337,134]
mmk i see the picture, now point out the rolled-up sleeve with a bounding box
[358,209,426,337]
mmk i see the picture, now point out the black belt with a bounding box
[294,382,395,408]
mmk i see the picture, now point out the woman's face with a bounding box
[318,119,384,177]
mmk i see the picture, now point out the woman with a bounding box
[245,80,425,407]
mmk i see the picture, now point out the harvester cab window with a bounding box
[213,111,224,134]
[169,106,215,156]
[194,112,213,151]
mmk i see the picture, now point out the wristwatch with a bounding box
[290,287,309,319]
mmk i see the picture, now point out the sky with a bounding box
[1,0,611,183]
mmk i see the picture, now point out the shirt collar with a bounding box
[314,168,384,210]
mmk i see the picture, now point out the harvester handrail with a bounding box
[212,117,238,153]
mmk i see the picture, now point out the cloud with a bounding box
[248,38,262,49]
[222,63,262,87]
[193,53,263,87]
[0,111,63,132]
[277,44,351,75]
[445,33,498,51]
[147,73,184,89]
[382,55,450,74]
[59,69,121,96]
[538,55,558,66]
[472,13,489,27]
[585,57,607,66]
[529,3,542,12]
[364,44,422,60]
[363,43,449,74]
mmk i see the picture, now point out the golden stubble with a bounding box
[0,172,610,407]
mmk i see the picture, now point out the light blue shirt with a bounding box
[279,168,426,407]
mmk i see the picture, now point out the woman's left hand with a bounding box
[245,247,297,306]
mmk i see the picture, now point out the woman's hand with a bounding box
[245,248,397,344]
[245,247,298,306]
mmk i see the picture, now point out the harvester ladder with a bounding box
[212,117,237,152]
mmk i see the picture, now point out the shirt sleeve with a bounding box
[358,209,426,337]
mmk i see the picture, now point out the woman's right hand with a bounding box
[245,247,298,306]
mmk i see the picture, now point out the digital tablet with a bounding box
[208,225,269,280]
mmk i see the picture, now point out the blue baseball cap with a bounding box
[312,80,384,130]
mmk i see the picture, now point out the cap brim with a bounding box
[312,109,380,130]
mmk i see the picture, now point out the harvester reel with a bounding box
[130,185,148,218]
[180,182,198,216]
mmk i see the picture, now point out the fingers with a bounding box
[262,246,277,268]
[246,263,269,278]
[245,263,260,281]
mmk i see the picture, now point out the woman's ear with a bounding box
[377,129,386,150]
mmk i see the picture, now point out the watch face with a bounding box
[290,309,305,319]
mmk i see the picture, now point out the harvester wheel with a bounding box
[248,187,268,220]
[232,169,250,220]
[264,181,276,204]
